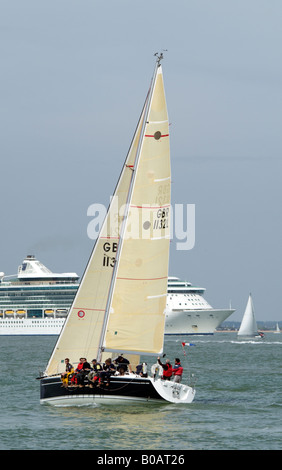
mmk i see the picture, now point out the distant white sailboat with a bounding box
[274,322,280,334]
[237,294,264,339]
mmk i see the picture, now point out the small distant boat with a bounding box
[274,322,280,334]
[237,294,264,339]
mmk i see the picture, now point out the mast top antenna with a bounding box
[154,51,167,65]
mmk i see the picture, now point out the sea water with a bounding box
[0,333,281,450]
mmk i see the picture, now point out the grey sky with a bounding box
[1,1,281,321]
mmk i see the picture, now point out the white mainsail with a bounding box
[237,294,258,337]
[45,60,170,376]
[103,65,170,357]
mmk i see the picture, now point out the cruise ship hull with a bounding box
[165,308,235,335]
[0,317,64,335]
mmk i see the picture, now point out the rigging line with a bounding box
[90,375,143,392]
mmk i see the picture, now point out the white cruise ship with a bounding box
[0,256,234,335]
[165,277,234,335]
[0,256,79,335]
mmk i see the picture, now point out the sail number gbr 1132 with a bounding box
[153,208,169,230]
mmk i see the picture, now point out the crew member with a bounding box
[88,359,102,386]
[76,358,91,387]
[61,358,74,386]
[171,358,183,383]
[114,355,132,373]
[157,357,173,381]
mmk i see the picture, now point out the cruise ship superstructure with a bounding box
[0,256,79,335]
[0,256,234,335]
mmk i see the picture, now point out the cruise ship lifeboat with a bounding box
[55,309,68,318]
[5,310,15,318]
[16,310,26,318]
[44,309,55,317]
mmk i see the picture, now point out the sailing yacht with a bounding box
[39,55,196,405]
[274,322,280,334]
[237,294,264,339]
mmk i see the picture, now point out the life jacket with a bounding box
[163,363,172,378]
[76,363,84,372]
[172,365,183,376]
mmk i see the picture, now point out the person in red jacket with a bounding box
[171,358,183,383]
[70,357,89,386]
[157,357,173,380]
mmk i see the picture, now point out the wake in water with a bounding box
[232,340,282,345]
[171,337,282,346]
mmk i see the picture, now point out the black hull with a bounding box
[40,375,164,404]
